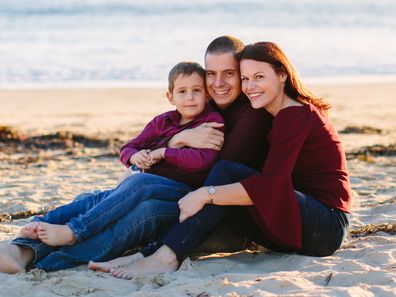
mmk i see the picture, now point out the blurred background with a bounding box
[0,0,395,87]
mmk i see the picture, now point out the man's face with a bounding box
[205,52,241,109]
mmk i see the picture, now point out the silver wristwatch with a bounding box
[208,185,216,204]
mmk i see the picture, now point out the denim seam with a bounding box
[74,211,179,262]
[73,181,189,239]
[11,241,45,270]
[70,183,149,239]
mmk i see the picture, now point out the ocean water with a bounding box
[0,0,395,86]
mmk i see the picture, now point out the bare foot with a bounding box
[111,245,178,279]
[88,252,144,273]
[37,223,77,246]
[18,222,40,240]
[0,243,34,274]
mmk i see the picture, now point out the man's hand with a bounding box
[168,122,224,150]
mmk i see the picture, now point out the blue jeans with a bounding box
[11,174,193,271]
[31,173,192,241]
[142,160,350,261]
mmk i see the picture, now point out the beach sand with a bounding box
[0,81,395,296]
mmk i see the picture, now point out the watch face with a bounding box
[209,186,215,195]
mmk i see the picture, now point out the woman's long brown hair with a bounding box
[239,42,331,116]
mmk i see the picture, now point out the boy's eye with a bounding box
[178,90,186,94]
[193,88,203,93]
[241,77,248,81]
[206,72,214,77]
[255,75,264,79]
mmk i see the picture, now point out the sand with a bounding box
[0,81,395,296]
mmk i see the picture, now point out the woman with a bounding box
[109,41,352,279]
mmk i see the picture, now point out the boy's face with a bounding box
[167,72,207,122]
[205,52,241,110]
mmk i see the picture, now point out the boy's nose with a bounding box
[185,91,194,100]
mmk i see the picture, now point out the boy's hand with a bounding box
[129,149,152,170]
[148,148,166,165]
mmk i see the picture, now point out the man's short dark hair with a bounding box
[168,61,206,93]
[205,35,245,58]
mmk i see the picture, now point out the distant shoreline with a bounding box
[1,74,396,90]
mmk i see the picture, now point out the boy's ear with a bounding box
[166,91,175,105]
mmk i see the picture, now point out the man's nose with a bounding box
[214,74,224,87]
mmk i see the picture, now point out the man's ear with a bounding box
[166,91,175,105]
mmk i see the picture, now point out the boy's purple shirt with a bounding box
[119,104,224,187]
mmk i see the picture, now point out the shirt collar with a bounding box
[209,93,247,115]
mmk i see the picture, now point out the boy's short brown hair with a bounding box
[168,62,206,93]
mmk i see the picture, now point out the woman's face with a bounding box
[240,59,286,115]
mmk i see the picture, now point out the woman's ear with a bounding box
[279,73,287,83]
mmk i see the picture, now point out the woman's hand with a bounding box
[178,187,210,223]
[168,122,224,150]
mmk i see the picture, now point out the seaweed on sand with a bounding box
[350,223,396,237]
[0,126,123,162]
[340,125,383,135]
[346,144,396,160]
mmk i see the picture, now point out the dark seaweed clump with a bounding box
[340,125,383,135]
[346,144,396,160]
[0,126,123,154]
[350,223,396,237]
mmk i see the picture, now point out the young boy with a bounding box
[18,61,224,247]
